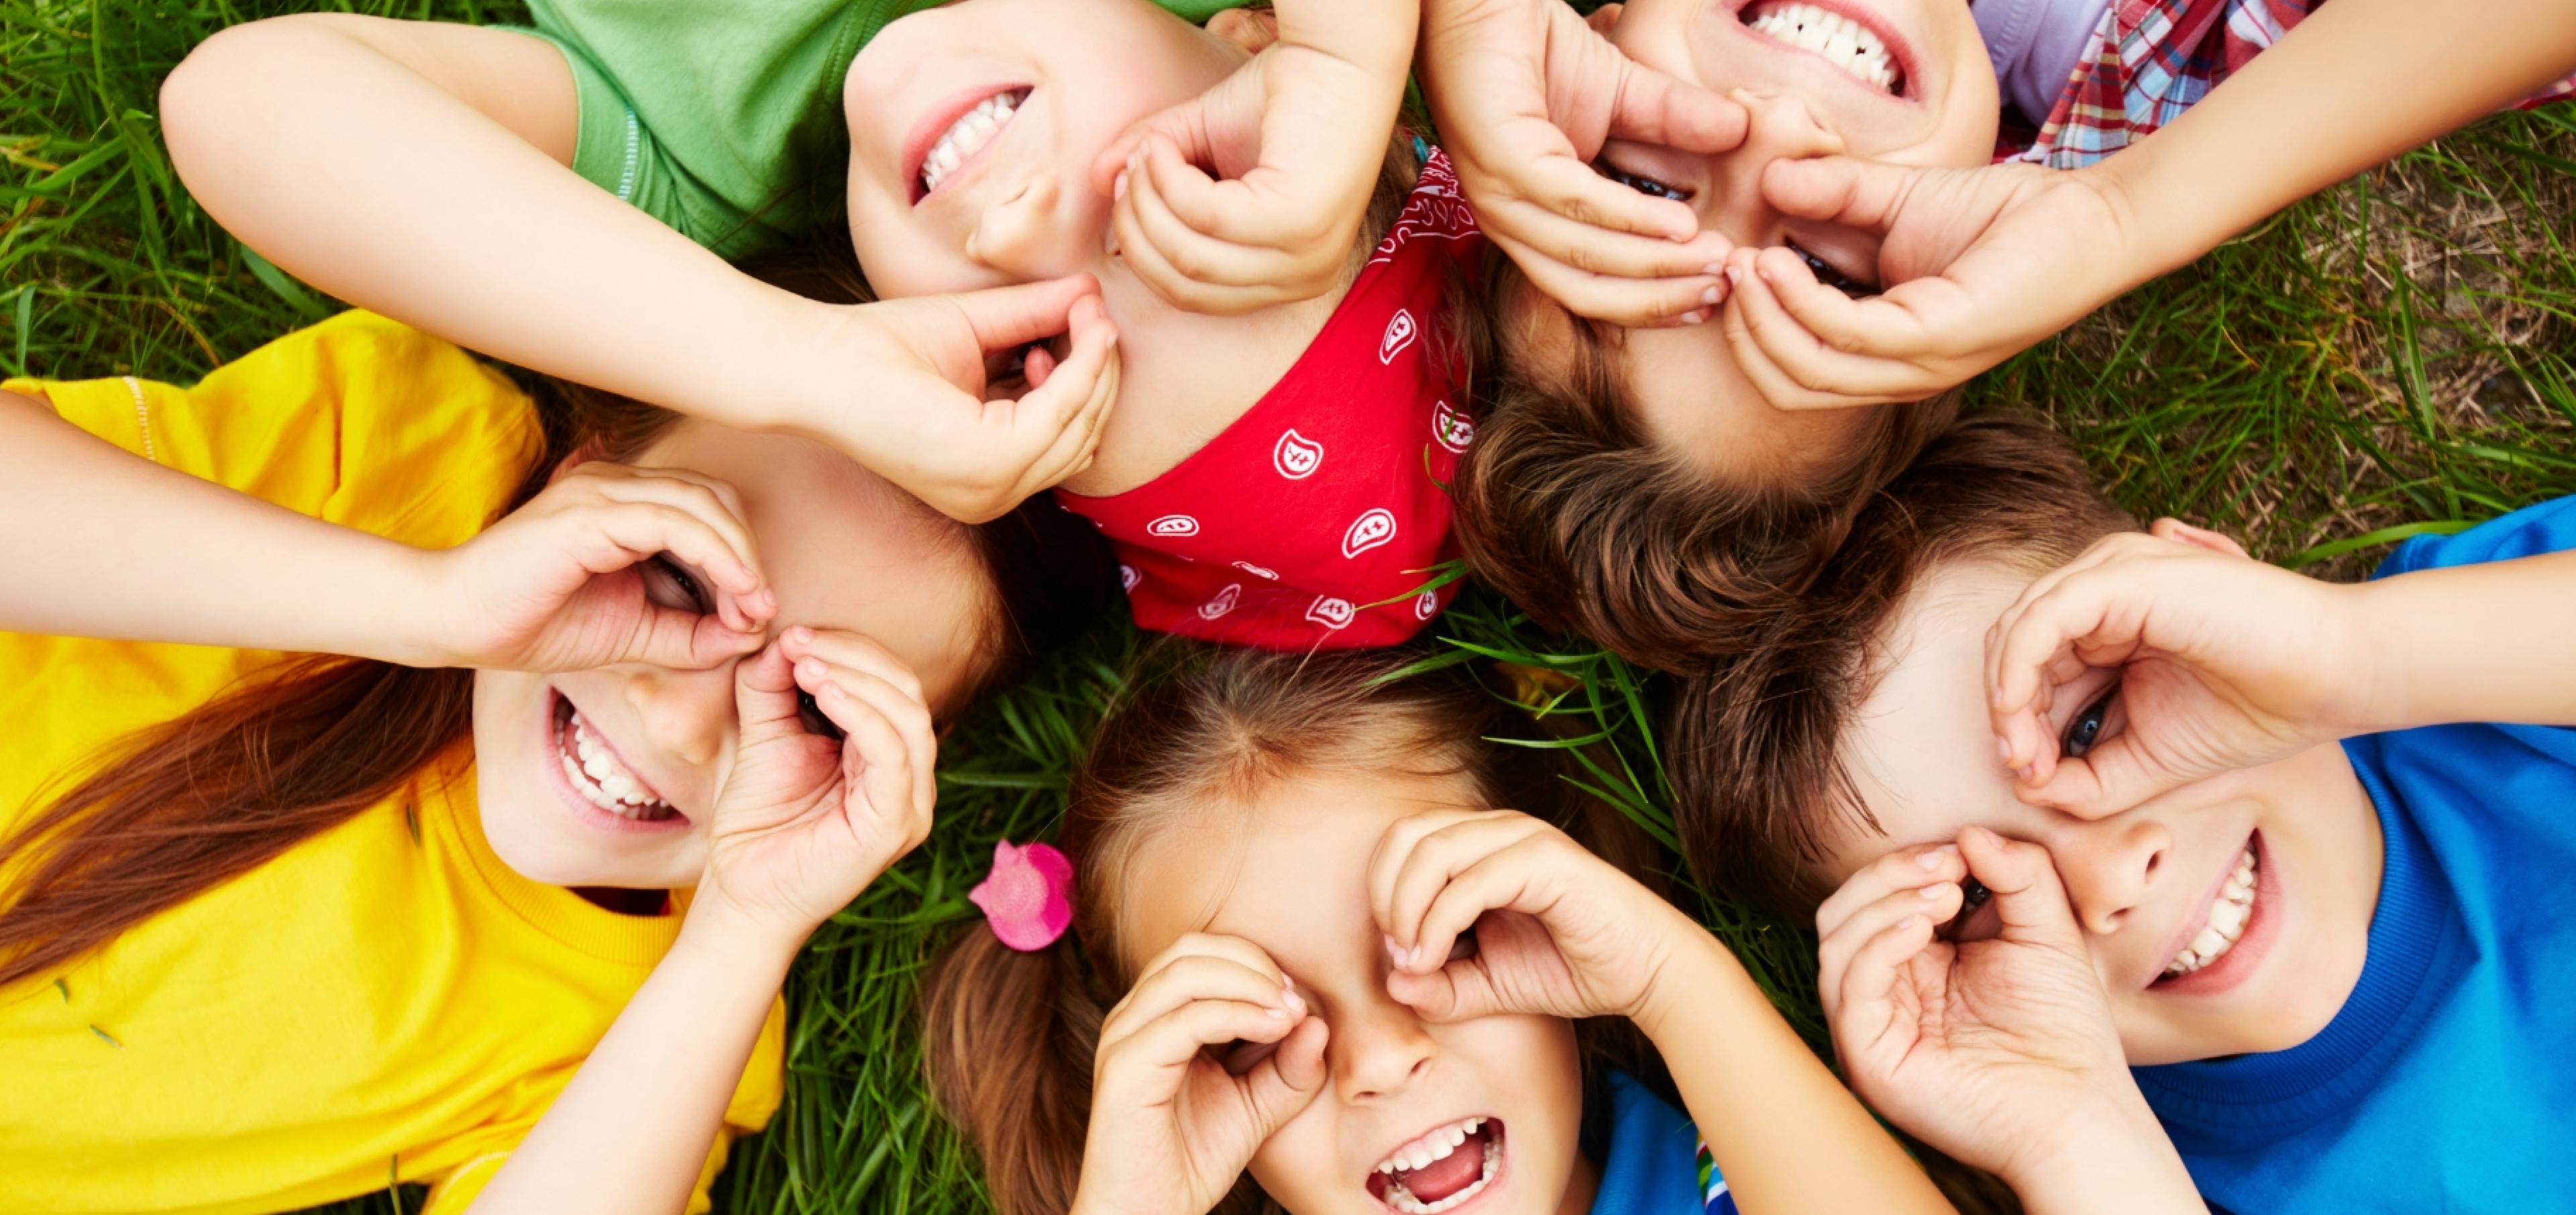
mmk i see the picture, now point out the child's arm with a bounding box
[466,631,937,1213]
[1717,0,2576,409]
[1986,518,2576,816]
[1371,810,1956,1214]
[1081,1,1422,315]
[0,388,769,668]
[1817,831,2206,1215]
[160,16,1122,525]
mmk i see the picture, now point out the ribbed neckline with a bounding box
[2130,736,2467,1153]
[427,749,682,969]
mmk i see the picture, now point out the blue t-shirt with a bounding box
[1588,1071,1737,1215]
[2132,496,2576,1214]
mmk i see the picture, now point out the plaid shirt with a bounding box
[2004,0,2576,167]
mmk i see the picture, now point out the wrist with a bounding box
[674,892,807,980]
[377,543,465,668]
[714,280,851,435]
[2000,1090,2199,1215]
[2340,574,2434,735]
[1627,908,1733,1043]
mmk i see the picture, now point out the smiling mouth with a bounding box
[2161,839,2259,980]
[918,87,1030,199]
[1366,1117,1503,1215]
[1740,1,1906,95]
[551,694,682,823]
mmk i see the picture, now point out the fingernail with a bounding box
[1112,170,1128,201]
[798,658,826,680]
[1700,285,1723,306]
[1703,263,1727,276]
[1899,914,1925,929]
[1921,883,1951,900]
[1723,266,1743,285]
[1997,736,2013,763]
[1915,849,1942,871]
[2017,764,2036,784]
[1680,309,1708,325]
[1384,935,1405,966]
[1282,987,1306,1016]
[787,625,812,645]
[1265,1006,1287,1020]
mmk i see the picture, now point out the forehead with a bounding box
[1125,766,1486,980]
[639,421,990,702]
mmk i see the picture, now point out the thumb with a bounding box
[2019,731,2181,821]
[1091,90,1216,198]
[1957,826,2086,955]
[1760,154,1916,233]
[730,641,806,747]
[1608,60,1748,154]
[1385,959,1502,1024]
[1240,1016,1330,1135]
[935,275,1104,358]
[621,600,763,672]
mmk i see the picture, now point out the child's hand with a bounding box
[426,462,776,673]
[1421,0,1745,325]
[693,629,936,944]
[788,276,1120,525]
[1818,829,2167,1193]
[1086,27,1408,314]
[1718,158,2135,410]
[1986,520,2373,816]
[1073,934,1328,1215]
[1369,809,1690,1026]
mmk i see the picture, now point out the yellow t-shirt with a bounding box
[0,312,786,1215]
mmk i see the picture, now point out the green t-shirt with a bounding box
[519,0,1246,260]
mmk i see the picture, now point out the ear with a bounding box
[2146,517,2251,559]
[1587,3,1625,36]
[1206,7,1279,54]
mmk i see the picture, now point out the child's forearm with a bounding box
[466,910,795,1214]
[1633,929,1955,1215]
[0,391,441,663]
[2004,1099,2206,1215]
[160,15,820,431]
[2352,549,2576,731]
[2089,0,2576,283]
[1278,0,1421,78]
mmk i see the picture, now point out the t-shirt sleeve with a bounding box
[2374,496,2576,579]
[417,994,790,1215]
[1,311,543,551]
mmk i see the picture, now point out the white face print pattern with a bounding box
[1120,565,1140,592]
[1305,596,1356,629]
[1146,514,1201,538]
[1233,561,1279,580]
[1199,584,1242,621]
[1273,429,1326,480]
[1415,589,1440,620]
[1342,509,1398,559]
[1378,308,1418,365]
[1432,401,1475,454]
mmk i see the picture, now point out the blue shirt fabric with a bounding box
[1587,1071,1737,1215]
[2132,496,2576,1214]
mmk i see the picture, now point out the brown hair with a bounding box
[0,248,1120,992]
[921,643,1666,1215]
[1449,256,1960,674]
[1662,413,2135,916]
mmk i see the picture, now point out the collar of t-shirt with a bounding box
[1587,1071,1737,1215]
[1972,0,2113,125]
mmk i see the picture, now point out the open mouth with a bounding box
[2159,837,2259,982]
[550,692,683,825]
[1738,0,1909,96]
[910,86,1031,203]
[1366,1117,1504,1215]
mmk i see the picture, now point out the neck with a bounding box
[1556,1145,1601,1215]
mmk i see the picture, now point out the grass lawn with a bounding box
[8,1,2575,1212]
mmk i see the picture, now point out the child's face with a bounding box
[1815,558,2387,1066]
[1124,767,1596,1215]
[840,0,1251,301]
[469,420,989,890]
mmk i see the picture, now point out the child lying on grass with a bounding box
[1422,0,2576,673]
[162,0,1483,650]
[1668,411,2576,1212]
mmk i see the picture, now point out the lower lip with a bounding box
[2155,832,2279,996]
[1372,1125,1509,1215]
[539,690,690,835]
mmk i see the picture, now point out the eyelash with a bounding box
[2064,685,2120,759]
[645,556,709,613]
[1783,237,1874,297]
[1595,161,1691,201]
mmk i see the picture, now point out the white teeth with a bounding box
[1379,1139,1501,1215]
[1743,3,1901,94]
[2162,844,2259,979]
[920,90,1025,196]
[557,708,672,820]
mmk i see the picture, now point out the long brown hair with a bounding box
[920,644,1670,1215]
[1449,254,1960,674]
[0,250,1120,992]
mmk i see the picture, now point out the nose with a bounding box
[966,171,1081,281]
[615,662,736,771]
[1328,992,1436,1103]
[2050,814,2172,938]
[1702,91,1845,247]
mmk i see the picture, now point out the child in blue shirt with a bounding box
[1665,413,2576,1214]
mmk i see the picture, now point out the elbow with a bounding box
[160,16,334,180]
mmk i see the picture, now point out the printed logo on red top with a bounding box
[1233,561,1279,580]
[1432,401,1475,454]
[1119,565,1140,592]
[1342,509,1398,558]
[1415,589,1440,620]
[1199,584,1242,621]
[1379,309,1417,365]
[1306,596,1356,629]
[1147,515,1200,538]
[1273,429,1325,480]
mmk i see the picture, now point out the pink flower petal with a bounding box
[970,839,1075,952]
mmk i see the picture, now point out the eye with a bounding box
[1594,160,1693,202]
[643,556,711,613]
[1782,237,1874,297]
[795,688,849,743]
[1939,878,1999,944]
[2063,684,2121,760]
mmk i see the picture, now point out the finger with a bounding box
[1369,812,1521,963]
[1986,571,2142,778]
[1102,953,1303,1047]
[1020,315,1121,490]
[585,473,765,606]
[1487,202,1733,288]
[779,627,927,708]
[1956,827,2086,953]
[1814,842,1966,940]
[1494,144,1701,242]
[1406,836,1561,978]
[579,498,765,613]
[1384,951,1500,1024]
[793,653,937,821]
[2017,732,2171,821]
[1759,155,1920,235]
[1238,1015,1330,1134]
[1132,136,1304,290]
[1096,1000,1303,1102]
[1833,910,1940,1066]
[1000,295,1121,493]
[1727,249,1926,407]
[621,598,769,671]
[1364,809,1483,956]
[1110,164,1256,315]
[731,641,808,747]
[1817,881,1963,1020]
[805,680,928,860]
[944,275,1104,354]
[1495,227,1729,327]
[1127,932,1293,1004]
[1607,60,1750,154]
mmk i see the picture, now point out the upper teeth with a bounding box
[2163,845,2258,979]
[920,90,1024,196]
[558,709,671,819]
[1744,3,1901,93]
[1375,1125,1500,1215]
[1375,1116,1483,1175]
